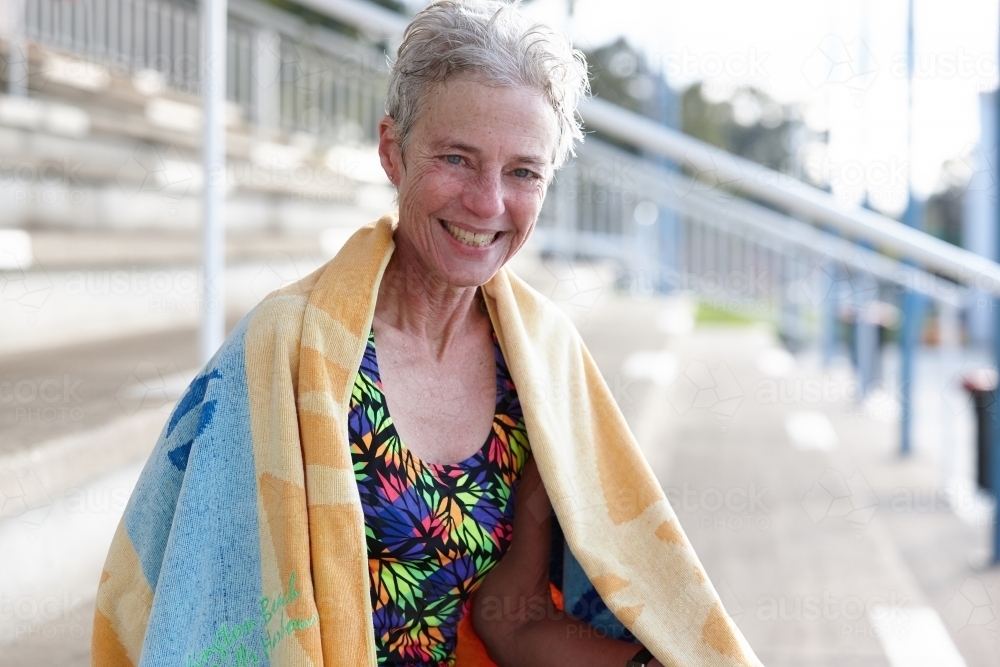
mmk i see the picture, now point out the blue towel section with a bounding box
[552,514,639,643]
[123,317,272,667]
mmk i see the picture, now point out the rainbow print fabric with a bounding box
[349,327,530,664]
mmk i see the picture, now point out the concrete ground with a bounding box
[1,254,998,666]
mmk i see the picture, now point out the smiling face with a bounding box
[378,76,560,288]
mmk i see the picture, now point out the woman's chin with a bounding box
[436,265,499,288]
[425,253,501,288]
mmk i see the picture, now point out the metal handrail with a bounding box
[579,97,1000,296]
[575,139,963,305]
[666,167,965,307]
[535,136,965,307]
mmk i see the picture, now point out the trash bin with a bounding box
[961,368,998,494]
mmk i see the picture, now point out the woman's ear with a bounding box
[378,115,403,187]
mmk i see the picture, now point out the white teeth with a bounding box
[443,221,497,247]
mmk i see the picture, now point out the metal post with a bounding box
[7,0,28,96]
[657,71,680,294]
[200,0,228,363]
[899,0,921,456]
[899,290,920,455]
[854,277,878,397]
[992,0,1000,565]
[900,198,924,456]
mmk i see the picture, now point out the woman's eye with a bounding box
[445,155,462,165]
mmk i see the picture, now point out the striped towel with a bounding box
[93,213,763,666]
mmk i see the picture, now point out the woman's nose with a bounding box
[462,170,505,220]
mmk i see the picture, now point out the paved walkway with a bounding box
[1,254,998,666]
[570,289,999,666]
[0,326,199,454]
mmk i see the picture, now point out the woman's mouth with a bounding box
[440,219,498,248]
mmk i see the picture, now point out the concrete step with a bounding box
[21,229,323,270]
[0,256,329,355]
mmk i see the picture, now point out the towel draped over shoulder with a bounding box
[92,214,763,667]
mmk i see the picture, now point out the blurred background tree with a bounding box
[681,82,805,175]
[582,38,822,189]
[582,38,674,156]
[923,157,967,247]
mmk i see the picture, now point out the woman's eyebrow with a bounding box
[432,140,481,155]
[511,155,548,168]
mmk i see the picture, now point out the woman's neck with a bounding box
[373,241,487,360]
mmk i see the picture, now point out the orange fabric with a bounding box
[454,613,498,667]
[92,609,134,667]
[550,581,565,612]
[452,583,566,667]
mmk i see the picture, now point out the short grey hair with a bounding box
[385,0,590,170]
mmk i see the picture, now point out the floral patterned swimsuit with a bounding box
[348,326,531,666]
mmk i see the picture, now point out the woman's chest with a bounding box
[347,328,531,564]
[368,326,498,466]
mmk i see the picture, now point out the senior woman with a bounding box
[93,2,760,667]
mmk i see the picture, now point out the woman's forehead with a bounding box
[413,79,559,160]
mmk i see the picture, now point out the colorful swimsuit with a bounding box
[348,327,531,666]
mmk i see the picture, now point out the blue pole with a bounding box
[899,0,921,456]
[653,63,680,293]
[855,207,880,399]
[992,10,1000,563]
[822,260,839,366]
[900,199,924,457]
